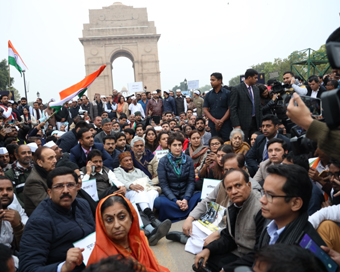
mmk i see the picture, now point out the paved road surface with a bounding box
[151,221,196,272]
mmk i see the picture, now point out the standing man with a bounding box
[163,90,176,115]
[138,92,149,114]
[55,105,69,131]
[80,95,94,120]
[146,91,163,124]
[203,72,232,142]
[104,95,117,119]
[129,96,145,118]
[112,89,119,104]
[69,99,80,120]
[175,89,187,117]
[193,90,204,117]
[0,95,14,121]
[307,75,327,98]
[230,69,262,142]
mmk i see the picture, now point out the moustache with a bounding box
[60,194,72,200]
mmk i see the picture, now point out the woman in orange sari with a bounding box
[87,194,169,272]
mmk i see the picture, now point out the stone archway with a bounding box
[79,2,161,99]
[110,49,135,88]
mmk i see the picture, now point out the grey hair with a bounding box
[130,136,145,147]
[230,128,244,141]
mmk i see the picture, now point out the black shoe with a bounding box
[166,231,189,244]
[143,208,161,228]
[148,219,172,246]
[141,228,150,238]
[192,259,212,272]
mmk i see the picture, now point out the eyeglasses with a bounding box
[260,189,296,203]
[52,182,77,191]
[210,142,221,146]
[328,171,340,179]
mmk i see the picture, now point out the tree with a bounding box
[171,80,187,92]
[198,84,211,92]
[0,59,20,101]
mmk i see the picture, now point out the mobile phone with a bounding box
[207,150,211,155]
[319,170,329,178]
[299,233,338,272]
[297,96,322,117]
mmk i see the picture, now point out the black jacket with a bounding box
[55,106,69,122]
[306,85,327,98]
[19,198,95,272]
[56,129,78,153]
[245,134,291,177]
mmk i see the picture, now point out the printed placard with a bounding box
[82,179,99,201]
[73,232,96,266]
[201,178,220,199]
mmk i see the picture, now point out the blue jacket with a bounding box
[245,134,291,177]
[19,198,95,272]
[163,95,176,115]
[157,154,195,201]
[56,129,78,153]
[69,143,115,170]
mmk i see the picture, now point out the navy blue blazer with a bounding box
[245,134,291,177]
[69,143,114,170]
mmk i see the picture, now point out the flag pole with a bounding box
[8,63,10,93]
[22,70,28,100]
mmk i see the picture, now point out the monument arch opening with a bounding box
[111,54,135,92]
[79,2,161,98]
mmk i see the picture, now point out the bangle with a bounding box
[212,118,216,122]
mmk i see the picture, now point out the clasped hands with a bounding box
[176,199,188,211]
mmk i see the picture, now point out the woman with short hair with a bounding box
[224,128,250,155]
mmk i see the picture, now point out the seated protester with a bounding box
[5,145,33,206]
[0,243,17,272]
[114,152,171,246]
[94,118,116,144]
[56,120,90,153]
[85,255,148,272]
[122,123,130,131]
[153,131,169,153]
[253,244,328,272]
[195,117,211,146]
[144,128,158,153]
[19,167,95,272]
[112,121,121,133]
[183,124,192,139]
[161,122,170,132]
[253,138,288,185]
[131,137,160,187]
[92,116,102,134]
[173,125,181,132]
[124,128,135,146]
[184,130,209,169]
[155,133,201,222]
[103,135,121,169]
[169,119,177,131]
[79,149,126,198]
[118,114,128,130]
[224,128,250,155]
[198,136,224,179]
[167,153,262,254]
[115,132,131,153]
[6,144,17,165]
[87,194,170,272]
[206,144,234,179]
[220,164,326,272]
[23,146,57,216]
[327,160,340,205]
[282,152,324,216]
[0,147,12,172]
[44,141,78,170]
[308,148,331,202]
[0,176,28,253]
[69,128,114,170]
[194,169,265,272]
[245,114,291,177]
[135,124,144,138]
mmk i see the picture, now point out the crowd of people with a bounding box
[0,65,340,272]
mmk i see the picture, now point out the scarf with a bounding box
[87,193,169,272]
[117,103,124,113]
[189,144,209,167]
[167,151,186,179]
[12,160,33,176]
[131,150,154,179]
[259,212,309,248]
[34,163,50,179]
[224,141,250,156]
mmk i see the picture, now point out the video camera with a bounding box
[271,81,291,95]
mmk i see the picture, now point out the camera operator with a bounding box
[287,92,340,161]
[282,71,308,96]
[258,84,278,116]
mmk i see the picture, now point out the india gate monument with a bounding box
[79,2,161,99]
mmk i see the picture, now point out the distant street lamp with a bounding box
[184,78,188,91]
[37,91,40,98]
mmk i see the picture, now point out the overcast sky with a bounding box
[1,0,339,102]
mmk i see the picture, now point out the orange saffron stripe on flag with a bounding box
[8,40,28,69]
[59,65,106,100]
[311,157,320,169]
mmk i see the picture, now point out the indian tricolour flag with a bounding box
[49,65,106,112]
[8,40,28,75]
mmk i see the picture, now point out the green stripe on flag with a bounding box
[8,56,23,75]
[78,88,87,98]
